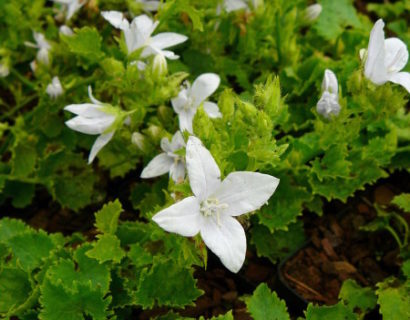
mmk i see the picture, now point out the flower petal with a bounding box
[384,38,409,74]
[190,73,220,108]
[64,104,109,118]
[170,131,186,150]
[65,115,115,135]
[178,110,195,134]
[171,89,189,114]
[88,86,103,105]
[388,72,410,93]
[186,136,221,201]
[203,101,222,118]
[200,214,246,273]
[213,172,279,217]
[152,196,201,237]
[170,161,185,183]
[88,131,115,164]
[317,92,341,119]
[160,137,173,153]
[101,11,129,30]
[224,0,248,12]
[132,14,158,39]
[365,19,388,85]
[150,33,188,50]
[322,69,338,94]
[140,153,173,178]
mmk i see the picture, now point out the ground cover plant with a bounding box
[0,0,409,319]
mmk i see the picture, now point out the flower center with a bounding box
[200,198,228,226]
[184,97,195,111]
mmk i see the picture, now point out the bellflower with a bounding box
[136,0,161,12]
[52,0,84,21]
[46,76,63,99]
[64,86,129,163]
[101,11,188,59]
[141,131,186,183]
[363,19,410,93]
[152,136,279,273]
[24,32,51,66]
[317,69,341,119]
[171,73,221,134]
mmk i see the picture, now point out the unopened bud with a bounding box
[0,63,9,77]
[305,4,322,23]
[152,53,167,80]
[131,132,148,152]
[59,25,74,36]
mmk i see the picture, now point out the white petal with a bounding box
[171,89,189,114]
[170,161,186,183]
[101,11,130,30]
[152,196,201,237]
[213,172,279,217]
[132,14,157,38]
[203,101,222,118]
[65,115,115,135]
[384,38,409,74]
[200,214,246,273]
[88,86,103,105]
[186,136,221,201]
[388,72,410,93]
[66,0,84,20]
[316,91,341,119]
[160,137,173,153]
[37,48,50,65]
[322,69,338,94]
[64,103,110,118]
[170,131,186,150]
[178,110,195,134]
[190,73,220,108]
[150,32,188,50]
[140,153,174,178]
[88,131,115,163]
[224,0,248,12]
[365,19,388,85]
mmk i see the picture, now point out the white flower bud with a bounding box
[0,63,9,77]
[131,132,147,152]
[317,69,341,119]
[59,25,74,36]
[152,53,167,79]
[46,76,64,99]
[305,4,322,23]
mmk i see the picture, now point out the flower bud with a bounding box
[131,132,148,152]
[0,63,9,77]
[46,76,64,99]
[152,53,167,80]
[146,124,162,142]
[59,25,74,36]
[322,69,338,95]
[304,4,322,23]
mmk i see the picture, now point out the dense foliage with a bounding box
[0,0,409,319]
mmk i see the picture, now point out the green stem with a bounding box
[0,94,37,121]
[0,174,40,184]
[385,225,403,249]
[10,68,37,91]
[393,213,409,246]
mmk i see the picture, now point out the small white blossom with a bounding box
[101,11,188,59]
[363,19,410,93]
[152,53,167,79]
[25,32,51,66]
[172,73,221,134]
[46,76,64,99]
[141,131,186,183]
[317,69,341,119]
[304,4,322,22]
[59,25,74,36]
[152,136,279,273]
[0,63,9,77]
[136,0,161,12]
[52,0,84,21]
[64,86,129,163]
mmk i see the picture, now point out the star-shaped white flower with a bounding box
[172,73,221,134]
[101,11,188,59]
[64,86,129,163]
[317,69,341,119]
[141,131,186,183]
[152,136,279,273]
[24,32,51,66]
[363,19,410,93]
[52,0,84,20]
[46,76,64,99]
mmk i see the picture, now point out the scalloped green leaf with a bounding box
[305,302,357,320]
[376,278,410,320]
[86,234,125,264]
[94,199,123,234]
[62,27,104,62]
[392,193,410,212]
[339,279,377,314]
[0,267,32,314]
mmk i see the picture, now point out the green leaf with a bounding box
[128,243,153,268]
[392,193,410,212]
[62,27,105,62]
[245,283,290,320]
[0,267,32,314]
[376,278,410,320]
[39,279,112,320]
[304,302,357,320]
[11,139,37,177]
[339,279,377,314]
[402,260,410,278]
[0,218,31,243]
[311,144,351,181]
[135,259,203,309]
[3,181,35,208]
[94,199,123,234]
[314,0,361,40]
[86,234,125,264]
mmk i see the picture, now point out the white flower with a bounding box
[317,69,341,119]
[52,0,84,21]
[64,86,127,163]
[101,11,188,59]
[0,63,9,77]
[152,136,279,273]
[363,19,410,93]
[305,4,322,22]
[224,0,249,12]
[46,76,64,99]
[141,131,186,183]
[171,73,221,134]
[136,0,161,12]
[59,25,74,36]
[24,32,51,66]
